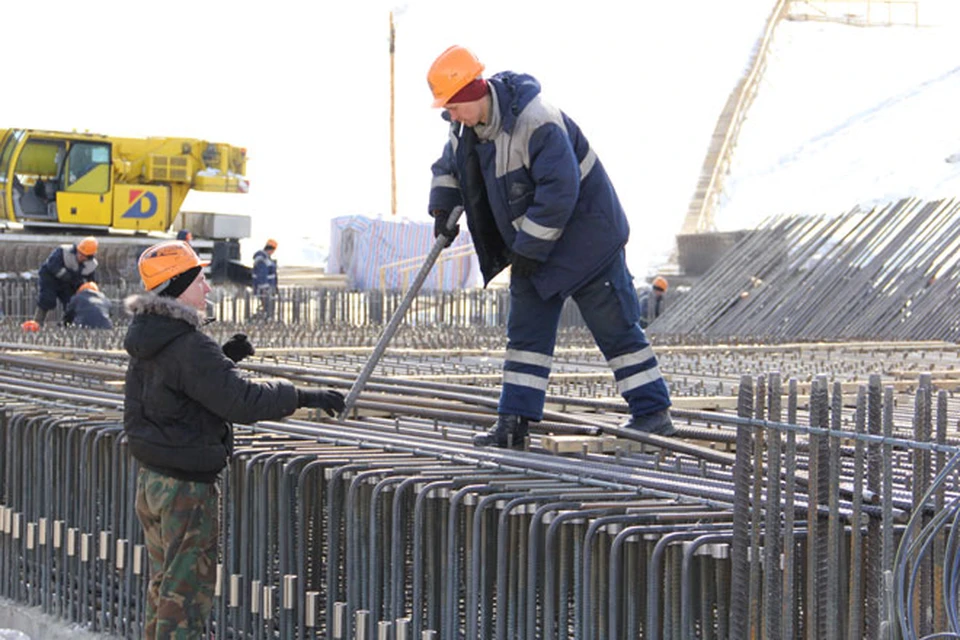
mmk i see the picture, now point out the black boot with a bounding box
[33,307,47,326]
[473,414,530,449]
[621,409,677,436]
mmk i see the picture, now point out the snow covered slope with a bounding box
[716,18,960,234]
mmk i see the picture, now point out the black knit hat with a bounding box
[157,265,202,298]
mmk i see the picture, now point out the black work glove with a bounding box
[432,209,460,241]
[511,252,542,278]
[222,333,255,363]
[297,388,346,417]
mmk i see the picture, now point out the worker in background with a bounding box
[426,45,675,448]
[123,240,344,638]
[638,276,668,328]
[175,229,193,245]
[64,281,113,329]
[24,236,99,329]
[252,238,279,320]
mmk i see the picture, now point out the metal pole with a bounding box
[339,207,464,419]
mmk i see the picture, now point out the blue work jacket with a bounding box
[429,71,630,299]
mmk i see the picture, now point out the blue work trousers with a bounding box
[499,251,671,420]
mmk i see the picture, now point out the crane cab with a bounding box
[0,130,136,229]
[0,128,247,233]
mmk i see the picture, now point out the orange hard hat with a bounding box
[427,45,484,108]
[78,281,100,294]
[138,241,208,291]
[265,238,278,250]
[652,276,668,292]
[21,320,40,333]
[77,236,98,257]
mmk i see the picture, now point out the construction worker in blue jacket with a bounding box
[252,238,278,319]
[639,276,668,329]
[426,46,675,448]
[25,236,99,328]
[64,281,113,329]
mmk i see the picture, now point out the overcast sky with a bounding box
[7,0,959,276]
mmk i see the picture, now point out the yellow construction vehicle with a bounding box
[0,128,252,282]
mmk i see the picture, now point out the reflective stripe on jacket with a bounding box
[428,71,630,299]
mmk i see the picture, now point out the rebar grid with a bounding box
[1,334,959,638]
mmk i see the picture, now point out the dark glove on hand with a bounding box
[222,333,255,363]
[511,252,542,278]
[432,209,460,240]
[297,388,346,417]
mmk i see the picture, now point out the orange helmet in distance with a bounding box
[427,45,484,108]
[21,320,40,333]
[77,236,98,257]
[652,276,668,292]
[78,281,100,293]
[138,241,208,291]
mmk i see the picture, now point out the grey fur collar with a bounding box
[124,292,204,327]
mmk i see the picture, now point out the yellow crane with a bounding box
[0,128,252,282]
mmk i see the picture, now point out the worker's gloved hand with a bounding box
[222,333,255,363]
[511,252,542,278]
[432,209,460,241]
[297,388,346,417]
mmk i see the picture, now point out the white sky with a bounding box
[6,0,959,277]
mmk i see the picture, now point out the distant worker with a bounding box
[252,238,279,320]
[638,276,668,328]
[25,236,98,328]
[176,229,194,244]
[426,45,675,448]
[124,240,344,638]
[64,281,113,329]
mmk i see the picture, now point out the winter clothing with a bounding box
[221,333,255,363]
[136,468,218,639]
[123,293,299,483]
[432,209,460,240]
[473,414,529,449]
[36,244,98,312]
[621,409,677,436]
[497,252,671,421]
[448,78,489,104]
[296,388,347,417]
[64,288,113,329]
[638,288,664,328]
[124,277,343,637]
[428,73,672,443]
[252,248,278,319]
[252,249,278,292]
[428,71,629,300]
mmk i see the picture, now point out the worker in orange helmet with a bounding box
[639,276,668,329]
[252,238,279,320]
[123,240,343,637]
[64,281,113,329]
[24,236,99,329]
[426,45,674,446]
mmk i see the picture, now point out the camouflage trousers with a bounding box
[135,468,220,640]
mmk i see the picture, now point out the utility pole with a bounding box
[389,11,397,216]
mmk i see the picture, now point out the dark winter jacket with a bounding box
[123,293,298,482]
[428,71,630,300]
[64,289,113,329]
[39,244,98,291]
[252,249,278,292]
[638,289,663,329]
